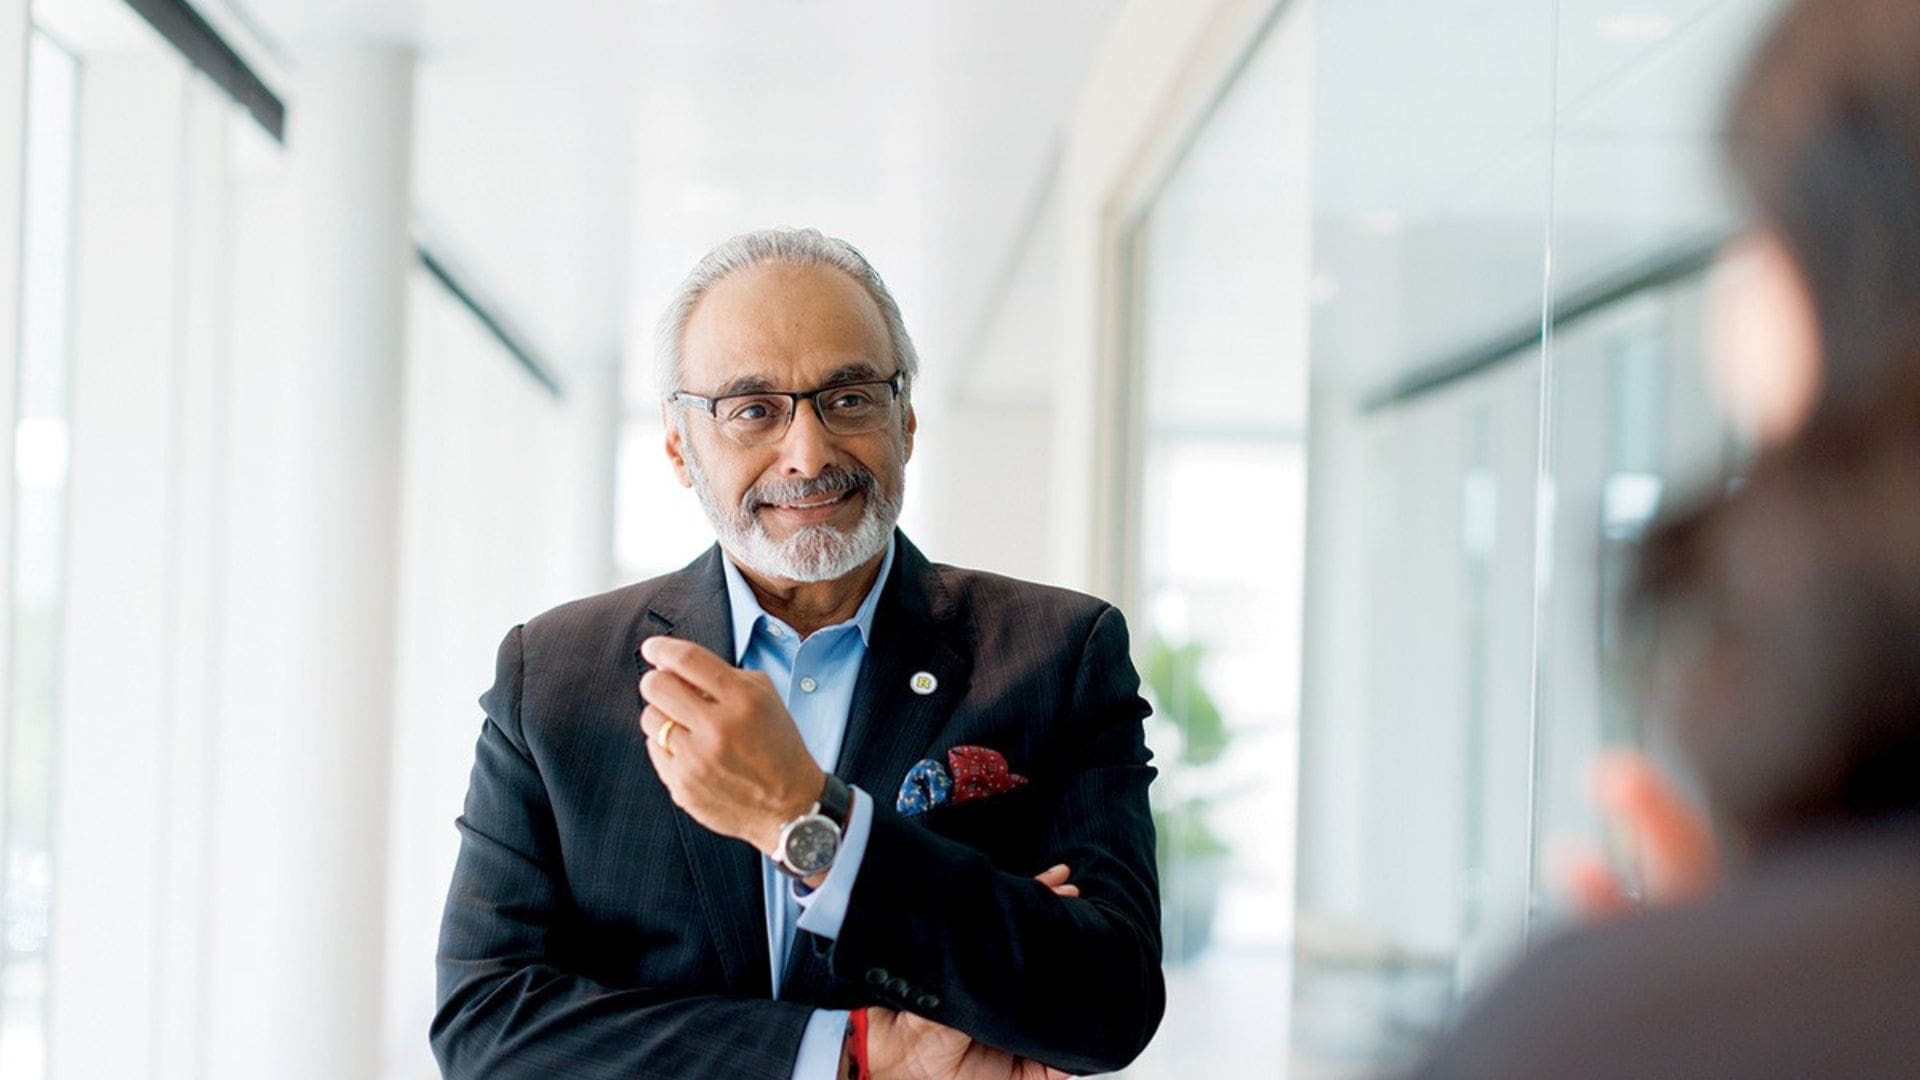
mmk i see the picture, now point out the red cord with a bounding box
[848,1007,870,1079]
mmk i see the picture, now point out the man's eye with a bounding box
[725,399,779,423]
[827,390,877,410]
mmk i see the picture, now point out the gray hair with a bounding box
[653,227,920,399]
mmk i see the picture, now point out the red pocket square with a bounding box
[945,745,1030,804]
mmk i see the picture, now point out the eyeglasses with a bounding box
[669,374,904,447]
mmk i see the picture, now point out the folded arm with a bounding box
[822,606,1166,1075]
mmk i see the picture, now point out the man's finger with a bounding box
[642,720,680,778]
[1561,847,1636,921]
[639,668,714,725]
[640,636,737,697]
[638,704,691,747]
[1034,864,1077,899]
[1595,751,1718,902]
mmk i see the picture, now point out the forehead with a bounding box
[679,261,893,391]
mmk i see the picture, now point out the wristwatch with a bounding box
[773,774,853,878]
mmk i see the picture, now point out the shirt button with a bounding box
[799,676,818,693]
[768,624,785,638]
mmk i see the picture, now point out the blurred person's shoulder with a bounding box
[1410,818,1920,1080]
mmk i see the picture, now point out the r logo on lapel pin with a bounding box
[910,671,938,696]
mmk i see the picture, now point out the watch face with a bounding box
[784,817,839,875]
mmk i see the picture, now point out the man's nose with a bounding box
[774,399,835,477]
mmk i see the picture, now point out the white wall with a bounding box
[916,398,1055,584]
[1043,0,1285,597]
[0,0,25,702]
[49,45,191,1080]
[923,0,1291,596]
[381,274,607,1080]
[913,168,1063,583]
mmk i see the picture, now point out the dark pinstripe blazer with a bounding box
[431,533,1165,1078]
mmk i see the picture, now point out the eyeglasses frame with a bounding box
[668,372,905,444]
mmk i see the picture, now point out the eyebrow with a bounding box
[819,361,889,386]
[711,362,889,398]
[713,373,778,397]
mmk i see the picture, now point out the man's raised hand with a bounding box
[637,635,826,854]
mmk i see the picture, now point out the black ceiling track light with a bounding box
[121,0,286,142]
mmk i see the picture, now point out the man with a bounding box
[431,228,1164,1078]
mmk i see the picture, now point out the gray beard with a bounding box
[682,436,903,584]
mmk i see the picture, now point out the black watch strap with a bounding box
[819,773,853,828]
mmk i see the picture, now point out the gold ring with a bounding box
[658,718,678,754]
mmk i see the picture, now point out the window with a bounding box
[2,29,78,1080]
[1288,2,1783,1073]
[1116,6,1313,1074]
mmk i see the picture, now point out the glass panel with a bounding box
[1527,0,1785,928]
[1289,0,1557,1074]
[1116,8,1311,1077]
[2,31,79,1080]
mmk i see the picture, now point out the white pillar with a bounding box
[209,44,415,1080]
[50,47,190,1080]
[278,44,414,1079]
[0,0,26,734]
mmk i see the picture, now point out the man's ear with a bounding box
[902,402,917,463]
[662,403,694,488]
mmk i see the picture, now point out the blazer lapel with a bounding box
[783,534,971,1003]
[635,545,770,998]
[835,533,973,812]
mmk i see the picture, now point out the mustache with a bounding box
[743,465,875,513]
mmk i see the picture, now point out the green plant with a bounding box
[1146,637,1229,767]
[1145,634,1232,861]
[1145,633,1235,963]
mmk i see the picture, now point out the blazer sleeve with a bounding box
[431,625,814,1079]
[824,605,1165,1076]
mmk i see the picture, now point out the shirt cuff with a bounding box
[794,785,872,941]
[791,1008,850,1080]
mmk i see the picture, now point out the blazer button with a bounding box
[915,994,941,1010]
[865,968,889,986]
[886,977,911,998]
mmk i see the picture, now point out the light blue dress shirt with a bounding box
[721,540,889,1080]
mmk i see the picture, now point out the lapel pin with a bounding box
[910,671,938,696]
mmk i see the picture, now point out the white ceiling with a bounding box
[221,0,1120,410]
[1310,0,1786,392]
[204,0,1788,418]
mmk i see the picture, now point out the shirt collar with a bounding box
[720,535,897,662]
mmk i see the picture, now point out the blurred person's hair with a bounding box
[1632,435,1920,844]
[1727,0,1920,434]
[1633,0,1920,844]
[653,227,919,400]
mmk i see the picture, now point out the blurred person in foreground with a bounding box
[431,229,1163,1079]
[1411,1,1920,1075]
